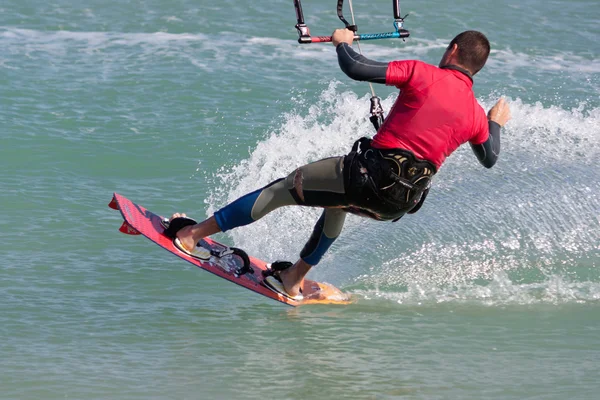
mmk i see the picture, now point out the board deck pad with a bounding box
[109,193,351,306]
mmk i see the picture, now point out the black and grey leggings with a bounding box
[213,146,433,265]
[213,157,350,266]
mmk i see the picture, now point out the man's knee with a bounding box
[285,168,306,204]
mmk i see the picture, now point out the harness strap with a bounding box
[351,136,371,152]
[388,170,419,190]
[351,137,437,174]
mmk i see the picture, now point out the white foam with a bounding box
[490,47,600,75]
[206,82,373,258]
[3,27,598,78]
[352,272,600,306]
[205,84,599,305]
[482,97,600,160]
[245,36,600,78]
[0,27,209,59]
[0,27,223,72]
[5,25,594,305]
[0,27,207,45]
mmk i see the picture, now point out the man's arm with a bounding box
[470,121,501,168]
[336,43,388,83]
[332,28,388,83]
[471,98,511,168]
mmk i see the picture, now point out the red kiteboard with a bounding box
[109,193,351,306]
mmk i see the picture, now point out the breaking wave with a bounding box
[207,83,599,305]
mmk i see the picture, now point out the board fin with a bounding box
[119,220,140,235]
[108,196,118,210]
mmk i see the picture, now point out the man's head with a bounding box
[439,31,490,76]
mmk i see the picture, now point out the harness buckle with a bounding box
[369,96,385,131]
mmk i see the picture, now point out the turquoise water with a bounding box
[1,0,599,399]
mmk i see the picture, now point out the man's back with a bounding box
[372,60,488,169]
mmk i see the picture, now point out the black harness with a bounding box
[344,137,436,221]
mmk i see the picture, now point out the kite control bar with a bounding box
[293,0,409,44]
[292,0,410,131]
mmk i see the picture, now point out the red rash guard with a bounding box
[371,60,489,169]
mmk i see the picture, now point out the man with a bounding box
[166,29,511,301]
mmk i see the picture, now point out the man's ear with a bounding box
[449,43,459,57]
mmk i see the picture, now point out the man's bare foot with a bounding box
[169,213,197,252]
[168,214,222,253]
[278,259,312,297]
[169,213,187,220]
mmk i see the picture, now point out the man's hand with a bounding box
[488,98,511,127]
[332,28,355,47]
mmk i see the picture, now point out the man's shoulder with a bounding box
[387,60,436,80]
[390,59,436,69]
[386,60,445,88]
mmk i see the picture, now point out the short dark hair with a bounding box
[448,31,490,74]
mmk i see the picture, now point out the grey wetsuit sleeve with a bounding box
[470,121,501,168]
[336,43,388,84]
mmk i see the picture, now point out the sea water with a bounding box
[1,0,598,399]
